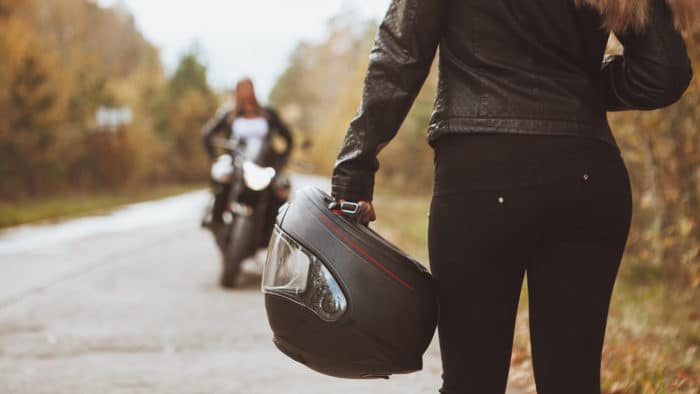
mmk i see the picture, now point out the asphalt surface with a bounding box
[0,175,522,394]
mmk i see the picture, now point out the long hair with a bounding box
[233,77,263,117]
[576,0,699,33]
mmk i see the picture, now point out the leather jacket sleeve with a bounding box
[602,0,694,111]
[266,107,294,165]
[201,109,230,160]
[331,0,447,202]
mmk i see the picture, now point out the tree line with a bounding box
[0,0,217,199]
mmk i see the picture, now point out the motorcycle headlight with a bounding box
[211,154,234,183]
[263,227,347,322]
[243,161,276,191]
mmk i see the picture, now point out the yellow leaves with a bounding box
[0,0,209,198]
[679,216,696,237]
[689,265,700,288]
[666,188,681,203]
[641,380,656,394]
[640,191,655,209]
[1,17,32,67]
[0,15,34,117]
[607,381,627,394]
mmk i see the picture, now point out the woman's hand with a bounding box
[339,199,376,226]
[357,201,376,226]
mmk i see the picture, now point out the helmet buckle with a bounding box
[328,201,362,218]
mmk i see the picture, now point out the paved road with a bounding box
[0,175,522,394]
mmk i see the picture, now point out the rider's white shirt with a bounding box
[232,116,269,160]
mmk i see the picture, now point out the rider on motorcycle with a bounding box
[201,77,294,239]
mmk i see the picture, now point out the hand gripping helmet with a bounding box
[261,186,438,379]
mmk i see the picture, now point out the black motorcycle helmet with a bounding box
[261,186,438,379]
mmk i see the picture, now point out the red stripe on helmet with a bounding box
[319,214,414,291]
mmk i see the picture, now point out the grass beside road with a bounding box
[0,183,206,229]
[372,194,432,264]
[372,192,700,394]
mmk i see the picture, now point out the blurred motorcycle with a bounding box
[202,137,290,288]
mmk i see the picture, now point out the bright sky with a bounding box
[98,0,391,100]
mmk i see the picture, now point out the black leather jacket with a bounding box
[331,0,694,202]
[201,106,294,168]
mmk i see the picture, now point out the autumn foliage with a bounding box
[0,0,217,200]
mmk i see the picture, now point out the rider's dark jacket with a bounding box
[331,0,694,202]
[202,106,294,169]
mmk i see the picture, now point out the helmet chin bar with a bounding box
[263,227,347,322]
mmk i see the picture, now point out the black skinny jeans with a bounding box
[428,133,633,394]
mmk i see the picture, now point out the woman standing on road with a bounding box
[331,0,695,393]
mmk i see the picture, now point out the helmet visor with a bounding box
[263,227,310,294]
[263,227,347,322]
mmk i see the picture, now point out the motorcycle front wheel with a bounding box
[220,215,257,288]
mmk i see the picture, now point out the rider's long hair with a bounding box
[576,0,698,33]
[233,77,263,117]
